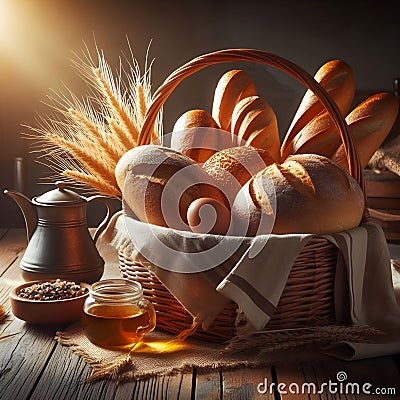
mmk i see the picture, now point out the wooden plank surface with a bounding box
[0,228,26,277]
[0,229,400,400]
[0,318,58,400]
[222,367,275,399]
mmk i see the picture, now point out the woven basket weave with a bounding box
[118,49,367,343]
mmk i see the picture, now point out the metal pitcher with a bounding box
[4,181,113,283]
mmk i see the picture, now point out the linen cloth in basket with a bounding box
[102,211,400,345]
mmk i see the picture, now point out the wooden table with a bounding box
[0,228,399,399]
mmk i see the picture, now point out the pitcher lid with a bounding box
[34,181,84,205]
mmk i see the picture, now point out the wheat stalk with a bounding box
[137,84,148,126]
[108,118,134,154]
[46,133,111,175]
[63,170,121,198]
[0,305,7,324]
[86,340,144,382]
[68,108,120,164]
[222,325,383,355]
[94,67,139,146]
[25,40,162,197]
[87,353,132,382]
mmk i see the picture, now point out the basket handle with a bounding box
[138,48,365,200]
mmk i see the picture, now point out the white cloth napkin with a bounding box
[102,213,400,360]
[322,224,400,360]
[216,233,313,329]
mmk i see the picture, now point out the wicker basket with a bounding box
[118,49,367,343]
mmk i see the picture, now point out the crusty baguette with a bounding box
[281,60,355,159]
[332,92,399,170]
[283,92,399,169]
[171,109,234,163]
[282,112,340,159]
[231,96,280,162]
[212,69,257,132]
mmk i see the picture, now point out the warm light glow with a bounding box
[0,0,13,43]
[0,0,68,87]
[143,338,191,353]
[132,337,192,354]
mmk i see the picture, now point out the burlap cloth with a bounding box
[55,322,382,382]
[55,325,261,382]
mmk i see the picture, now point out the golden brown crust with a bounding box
[281,60,355,159]
[172,109,222,163]
[282,92,399,171]
[231,96,280,162]
[173,109,219,131]
[333,92,399,170]
[212,69,257,132]
[232,154,364,235]
[115,144,228,229]
[282,112,339,158]
[203,146,275,203]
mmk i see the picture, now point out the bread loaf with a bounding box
[281,112,339,158]
[212,69,257,132]
[281,60,355,159]
[173,109,219,131]
[332,92,399,170]
[171,109,235,163]
[231,154,364,236]
[282,92,399,169]
[231,96,280,161]
[115,144,228,230]
[202,146,275,202]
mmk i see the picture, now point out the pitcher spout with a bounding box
[4,190,37,242]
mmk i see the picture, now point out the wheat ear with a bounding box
[63,170,121,197]
[94,68,139,146]
[47,134,117,186]
[137,84,148,125]
[108,118,135,154]
[87,340,143,382]
[0,305,7,324]
[68,108,120,164]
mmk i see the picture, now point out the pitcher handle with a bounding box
[86,195,113,244]
[136,298,157,338]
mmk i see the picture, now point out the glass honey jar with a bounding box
[83,279,156,350]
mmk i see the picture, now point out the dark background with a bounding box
[1,0,399,228]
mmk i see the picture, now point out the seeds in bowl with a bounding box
[17,279,89,301]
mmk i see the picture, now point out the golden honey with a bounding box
[83,279,156,350]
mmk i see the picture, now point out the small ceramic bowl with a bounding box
[10,280,90,325]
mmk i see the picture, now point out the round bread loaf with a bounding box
[202,146,275,203]
[115,144,228,230]
[171,111,236,164]
[231,154,364,236]
[172,109,231,163]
